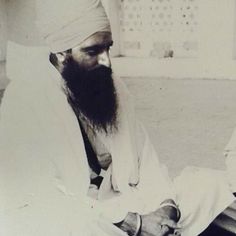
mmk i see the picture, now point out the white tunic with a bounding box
[0,42,234,236]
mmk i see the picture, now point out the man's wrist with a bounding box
[160,199,181,222]
[115,212,142,236]
[133,213,142,236]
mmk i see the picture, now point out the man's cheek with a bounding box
[79,57,98,70]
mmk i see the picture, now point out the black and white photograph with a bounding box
[1,0,236,235]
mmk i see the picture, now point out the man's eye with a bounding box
[87,50,97,56]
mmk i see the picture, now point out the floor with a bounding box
[124,77,236,178]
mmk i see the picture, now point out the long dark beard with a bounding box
[61,57,118,134]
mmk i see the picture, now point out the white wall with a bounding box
[0,0,7,61]
[234,1,236,59]
[6,0,44,46]
[101,0,120,56]
[111,0,236,79]
[3,0,236,79]
[198,0,235,61]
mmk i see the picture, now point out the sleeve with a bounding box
[115,77,176,215]
[134,119,177,214]
[103,118,178,218]
[0,82,126,236]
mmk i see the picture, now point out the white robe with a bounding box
[224,127,236,193]
[0,42,234,236]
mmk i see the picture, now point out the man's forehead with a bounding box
[74,31,112,51]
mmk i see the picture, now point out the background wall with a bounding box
[0,0,7,89]
[6,0,43,46]
[0,0,7,61]
[2,1,236,58]
[112,0,236,79]
[3,0,236,79]
[234,1,236,59]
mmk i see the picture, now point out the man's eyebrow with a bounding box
[81,41,113,52]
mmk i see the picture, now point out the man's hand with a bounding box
[140,208,180,236]
[115,203,181,236]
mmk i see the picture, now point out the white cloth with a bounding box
[174,167,235,236]
[36,0,111,53]
[224,128,236,192]
[0,42,235,236]
[0,41,174,235]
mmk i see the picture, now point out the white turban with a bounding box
[36,0,111,53]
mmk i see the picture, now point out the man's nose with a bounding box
[98,50,111,68]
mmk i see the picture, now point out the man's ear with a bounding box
[56,52,67,64]
[55,52,67,72]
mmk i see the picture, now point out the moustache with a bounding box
[84,65,112,84]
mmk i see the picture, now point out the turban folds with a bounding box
[36,0,111,53]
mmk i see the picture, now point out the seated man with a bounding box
[0,0,235,235]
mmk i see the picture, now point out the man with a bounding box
[48,30,181,236]
[0,0,235,235]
